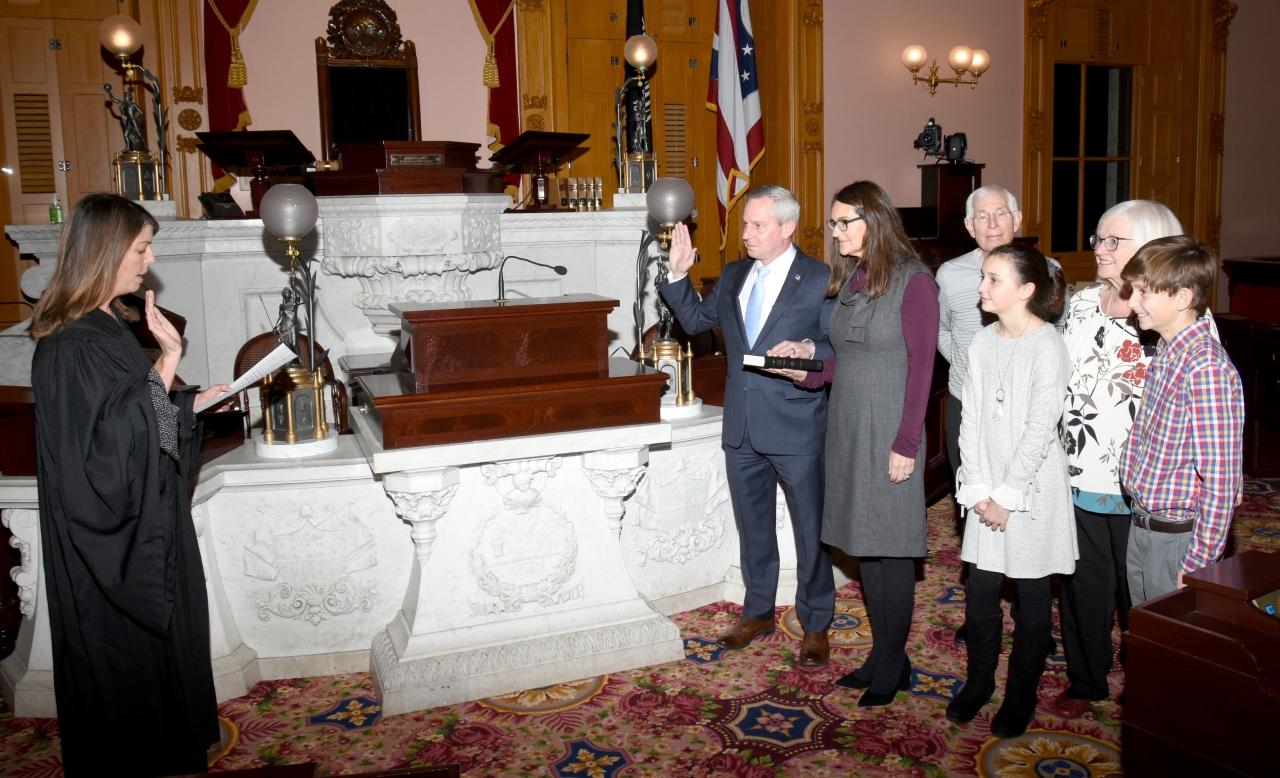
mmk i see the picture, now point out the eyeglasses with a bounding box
[972,208,1013,224]
[1089,234,1133,251]
[826,215,865,232]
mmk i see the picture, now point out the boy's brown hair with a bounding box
[1120,235,1217,317]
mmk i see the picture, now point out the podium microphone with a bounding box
[495,255,568,303]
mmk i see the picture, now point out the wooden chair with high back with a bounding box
[233,332,350,435]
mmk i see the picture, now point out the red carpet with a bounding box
[2,481,1277,776]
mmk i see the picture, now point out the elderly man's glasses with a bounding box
[972,208,1012,224]
[826,215,865,232]
[1088,234,1133,251]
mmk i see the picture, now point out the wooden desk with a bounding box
[1123,550,1280,776]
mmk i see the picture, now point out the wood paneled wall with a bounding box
[1022,0,1236,291]
[516,0,825,283]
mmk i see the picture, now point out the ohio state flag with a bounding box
[707,0,764,250]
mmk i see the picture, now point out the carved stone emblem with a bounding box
[468,457,583,616]
[462,216,500,252]
[386,217,458,253]
[327,218,379,255]
[243,501,381,626]
[630,454,730,566]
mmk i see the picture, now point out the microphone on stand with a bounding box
[495,255,568,303]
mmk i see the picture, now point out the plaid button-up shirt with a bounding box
[1120,317,1244,573]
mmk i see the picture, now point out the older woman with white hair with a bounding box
[1057,199,1216,708]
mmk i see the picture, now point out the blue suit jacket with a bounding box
[659,248,836,456]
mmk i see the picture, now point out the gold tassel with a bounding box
[228,35,247,89]
[483,45,500,89]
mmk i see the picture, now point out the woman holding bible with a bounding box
[29,193,230,776]
[772,181,939,707]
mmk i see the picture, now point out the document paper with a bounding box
[194,343,298,412]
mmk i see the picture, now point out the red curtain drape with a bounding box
[469,0,519,151]
[204,0,254,188]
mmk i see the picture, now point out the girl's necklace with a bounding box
[994,315,1032,416]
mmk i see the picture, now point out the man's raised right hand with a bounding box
[668,222,698,279]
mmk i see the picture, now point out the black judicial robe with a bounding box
[32,310,217,777]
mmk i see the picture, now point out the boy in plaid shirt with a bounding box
[1119,236,1244,604]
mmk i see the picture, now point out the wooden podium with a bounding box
[357,295,668,449]
[1123,549,1280,776]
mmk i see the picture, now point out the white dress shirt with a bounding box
[737,244,797,328]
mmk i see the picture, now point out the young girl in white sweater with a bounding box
[948,242,1077,738]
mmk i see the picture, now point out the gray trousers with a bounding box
[1126,524,1192,605]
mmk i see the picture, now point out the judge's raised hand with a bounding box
[889,451,915,483]
[146,291,183,389]
[667,222,698,279]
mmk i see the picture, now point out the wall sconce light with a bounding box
[902,44,990,96]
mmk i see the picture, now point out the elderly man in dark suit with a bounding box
[659,185,836,666]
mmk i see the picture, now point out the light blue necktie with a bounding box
[744,265,771,347]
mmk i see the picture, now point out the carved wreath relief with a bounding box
[243,501,381,626]
[468,457,585,616]
[631,454,730,566]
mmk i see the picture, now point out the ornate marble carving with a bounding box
[630,455,730,566]
[386,217,457,253]
[463,216,500,252]
[320,250,502,332]
[583,467,646,535]
[469,457,583,615]
[388,483,459,563]
[327,219,379,255]
[243,501,381,626]
[372,617,680,690]
[3,509,39,618]
[252,577,381,626]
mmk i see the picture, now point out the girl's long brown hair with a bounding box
[826,181,918,299]
[29,193,159,339]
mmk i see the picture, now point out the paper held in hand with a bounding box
[194,343,298,412]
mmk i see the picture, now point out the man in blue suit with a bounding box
[659,185,836,666]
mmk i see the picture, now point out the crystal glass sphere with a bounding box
[99,15,143,58]
[901,45,928,71]
[969,49,991,75]
[948,46,973,73]
[646,178,695,226]
[624,34,658,72]
[259,184,319,240]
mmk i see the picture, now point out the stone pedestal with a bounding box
[354,412,683,715]
[317,194,508,334]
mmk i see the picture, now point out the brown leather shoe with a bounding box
[797,630,830,666]
[716,617,775,649]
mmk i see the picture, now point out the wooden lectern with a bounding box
[312,140,507,196]
[1123,549,1280,776]
[489,131,589,211]
[356,295,667,449]
[195,130,316,216]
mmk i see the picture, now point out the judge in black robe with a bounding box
[29,193,229,777]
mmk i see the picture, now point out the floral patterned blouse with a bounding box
[1062,284,1218,514]
[1061,285,1154,514]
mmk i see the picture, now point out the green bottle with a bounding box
[49,195,63,224]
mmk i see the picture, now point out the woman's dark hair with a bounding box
[987,242,1066,322]
[30,193,159,339]
[827,181,918,299]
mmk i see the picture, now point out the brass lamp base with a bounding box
[113,151,160,200]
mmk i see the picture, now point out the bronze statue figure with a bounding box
[104,85,147,153]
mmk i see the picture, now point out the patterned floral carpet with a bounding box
[2,481,1278,777]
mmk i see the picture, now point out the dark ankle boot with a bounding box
[991,618,1051,738]
[945,614,1002,724]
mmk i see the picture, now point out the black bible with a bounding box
[743,355,824,372]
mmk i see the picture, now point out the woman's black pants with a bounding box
[1059,505,1131,699]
